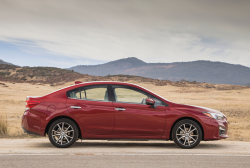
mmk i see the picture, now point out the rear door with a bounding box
[66,84,114,135]
[111,85,166,137]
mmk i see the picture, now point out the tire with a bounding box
[172,119,202,149]
[48,118,78,148]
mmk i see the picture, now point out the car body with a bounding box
[21,81,228,148]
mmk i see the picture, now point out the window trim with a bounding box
[66,84,169,106]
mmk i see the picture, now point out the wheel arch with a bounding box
[169,117,204,140]
[44,116,82,138]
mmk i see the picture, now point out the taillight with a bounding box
[26,99,41,109]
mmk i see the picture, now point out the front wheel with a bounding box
[48,118,78,148]
[172,119,202,149]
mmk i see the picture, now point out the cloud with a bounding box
[0,0,250,67]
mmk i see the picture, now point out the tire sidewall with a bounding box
[172,119,202,149]
[48,118,78,148]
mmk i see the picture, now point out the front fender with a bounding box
[162,108,207,139]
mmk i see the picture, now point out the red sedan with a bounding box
[21,81,228,148]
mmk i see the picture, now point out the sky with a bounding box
[0,0,250,68]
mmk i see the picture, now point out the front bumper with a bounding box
[203,118,228,140]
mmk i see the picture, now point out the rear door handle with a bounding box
[115,108,126,111]
[70,106,81,109]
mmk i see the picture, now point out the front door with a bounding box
[112,85,166,137]
[66,84,114,135]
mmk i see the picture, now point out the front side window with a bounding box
[112,85,165,106]
[67,85,109,102]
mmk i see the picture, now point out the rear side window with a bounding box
[67,85,109,102]
[69,89,81,99]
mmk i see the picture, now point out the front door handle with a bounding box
[115,108,126,111]
[70,106,81,109]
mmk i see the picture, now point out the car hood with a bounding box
[171,103,225,116]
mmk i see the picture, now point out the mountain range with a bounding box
[69,57,250,86]
[1,57,250,86]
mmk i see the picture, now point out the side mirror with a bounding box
[146,98,156,108]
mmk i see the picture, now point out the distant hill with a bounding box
[69,57,250,86]
[0,64,87,85]
[0,59,13,65]
[69,57,147,76]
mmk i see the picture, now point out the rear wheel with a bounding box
[172,119,202,149]
[48,118,78,148]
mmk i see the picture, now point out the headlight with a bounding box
[203,112,225,120]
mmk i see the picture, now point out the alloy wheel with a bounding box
[51,122,74,146]
[48,118,78,148]
[176,123,199,147]
[173,119,202,149]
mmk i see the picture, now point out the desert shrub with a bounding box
[0,64,18,70]
[21,77,27,81]
[0,72,11,76]
[16,69,24,72]
[28,74,34,78]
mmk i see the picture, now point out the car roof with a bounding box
[44,81,171,104]
[74,81,138,86]
[44,81,138,97]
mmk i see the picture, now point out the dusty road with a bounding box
[0,138,250,168]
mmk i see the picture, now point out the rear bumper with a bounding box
[21,109,44,136]
[21,126,40,136]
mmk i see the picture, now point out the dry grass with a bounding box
[0,80,250,141]
[0,114,8,136]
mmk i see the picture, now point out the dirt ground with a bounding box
[0,80,250,141]
[0,138,250,155]
[1,139,250,168]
